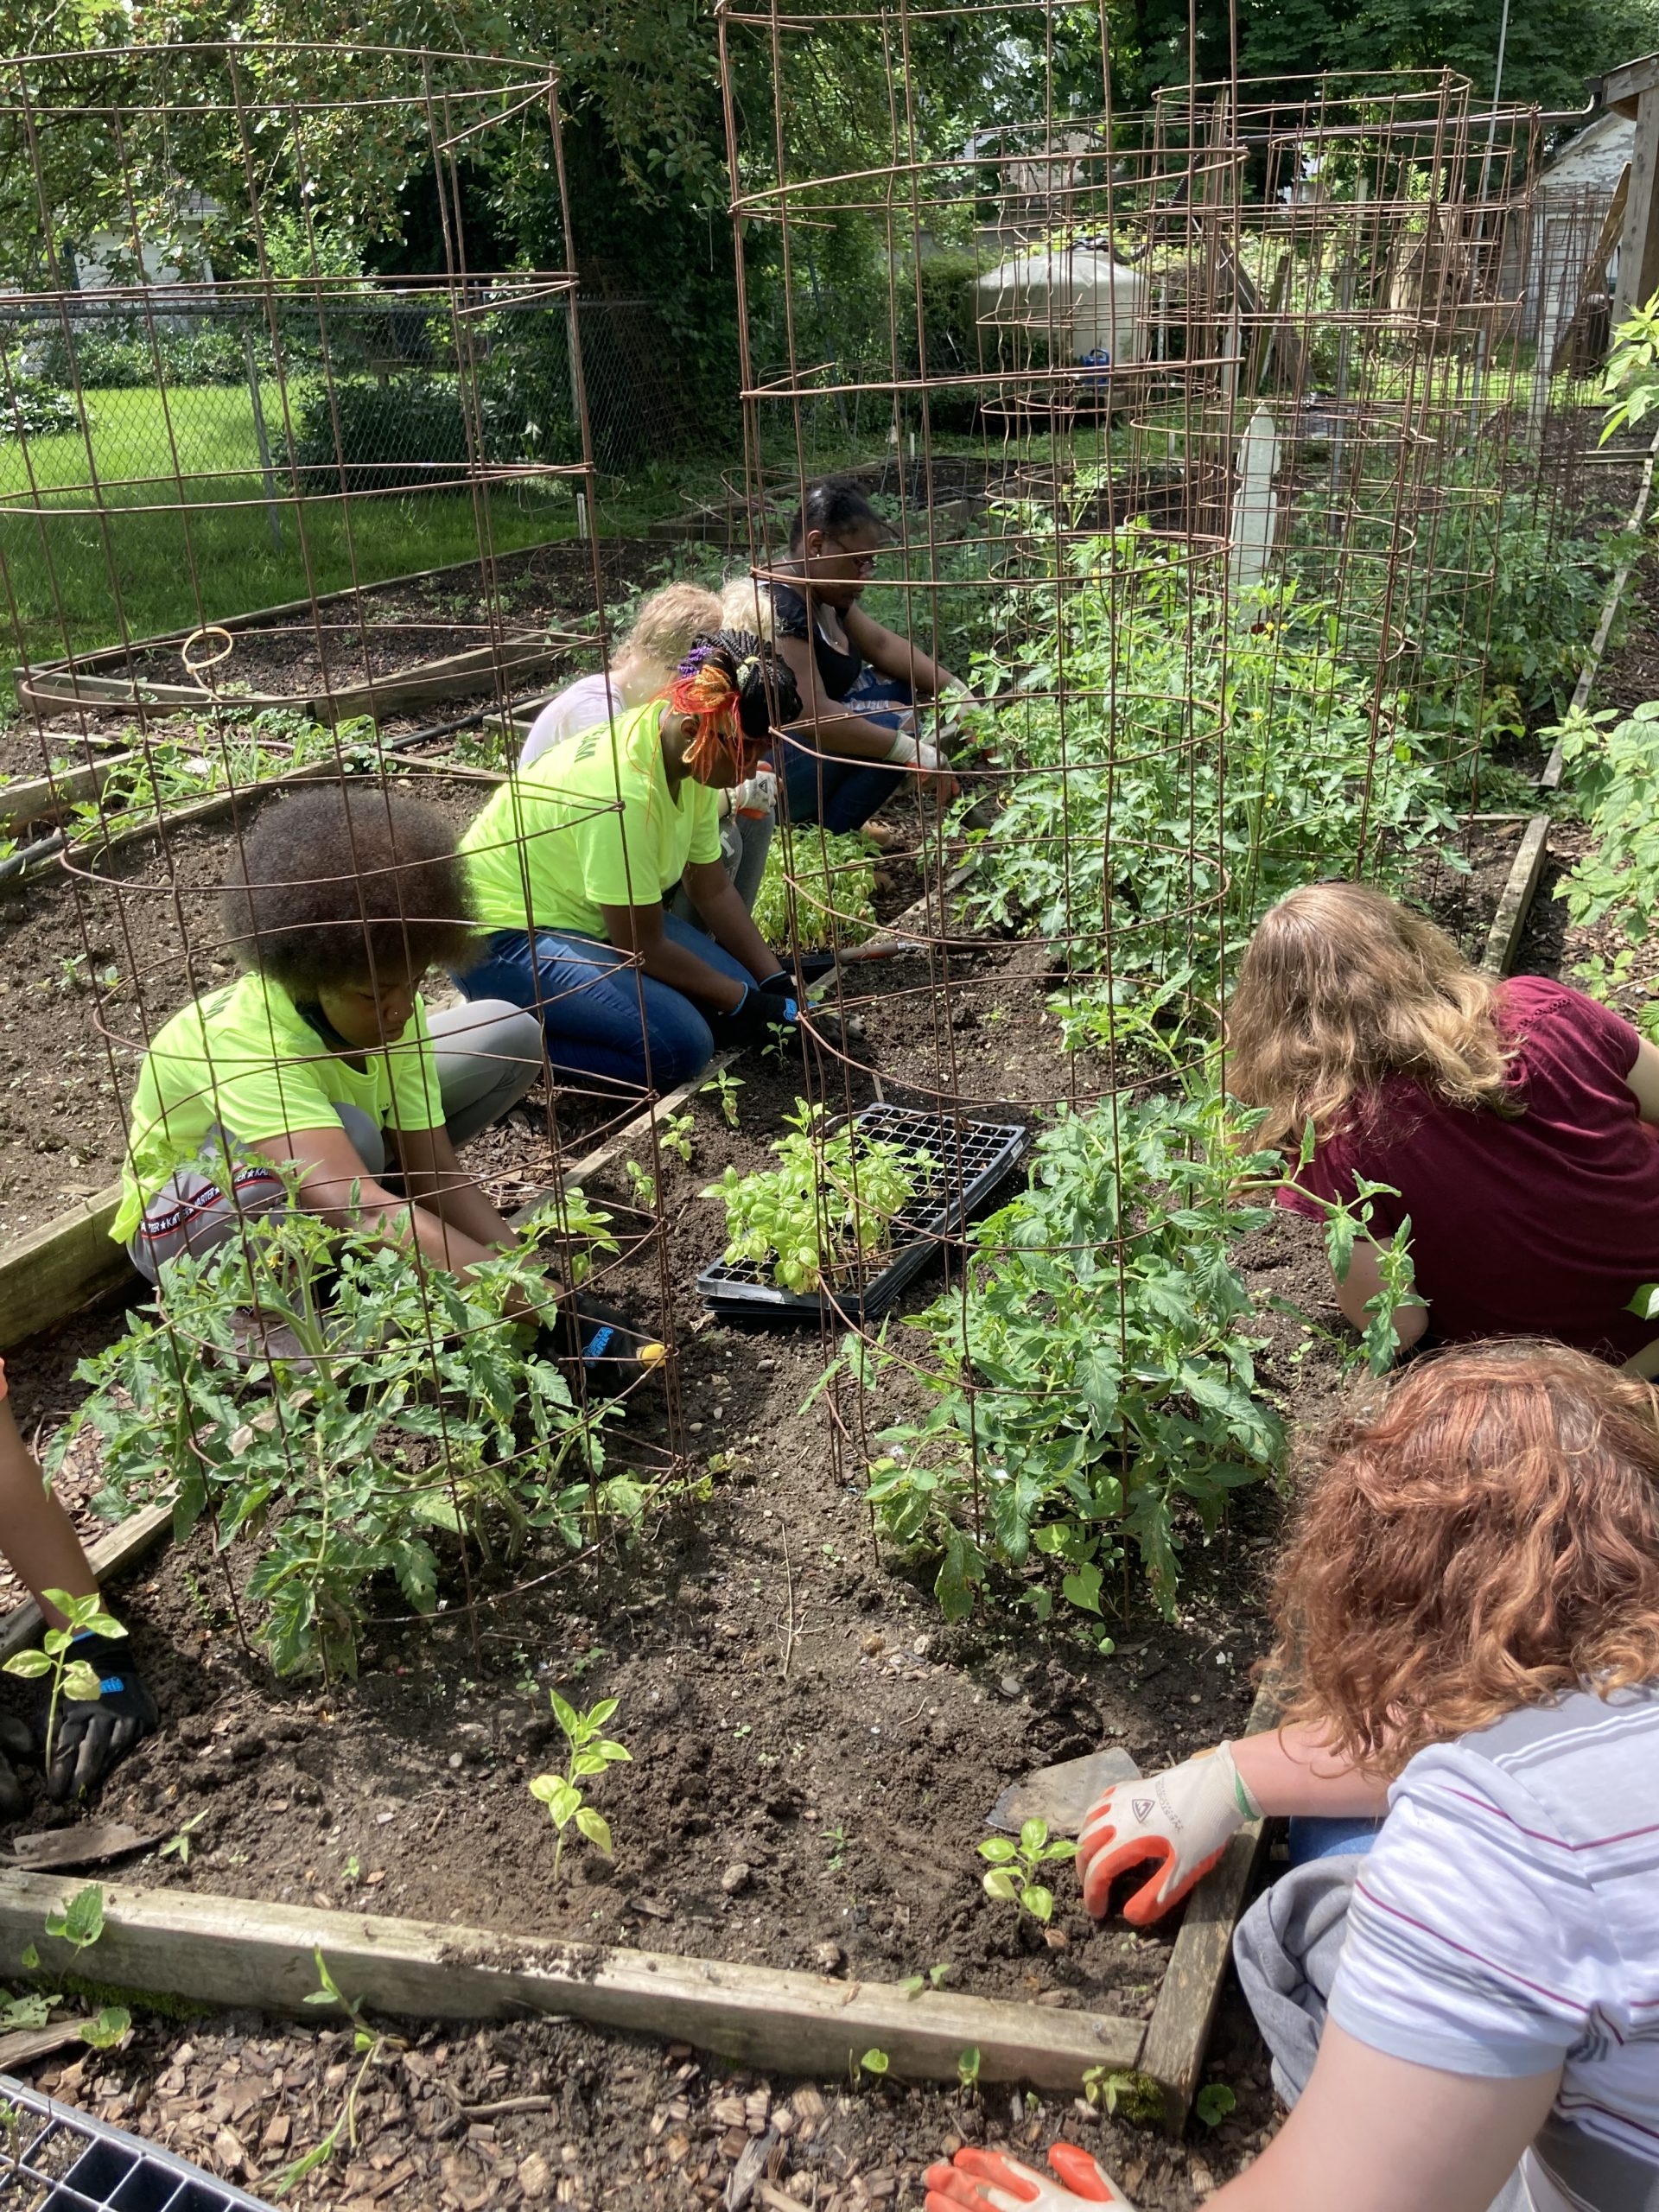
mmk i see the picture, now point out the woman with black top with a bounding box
[761,480,965,836]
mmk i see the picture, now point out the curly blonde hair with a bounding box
[1278,1343,1659,1777]
[619,582,723,679]
[1226,880,1517,1152]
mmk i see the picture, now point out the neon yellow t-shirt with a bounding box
[114,973,445,1242]
[461,698,723,938]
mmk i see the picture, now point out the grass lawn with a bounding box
[0,384,585,666]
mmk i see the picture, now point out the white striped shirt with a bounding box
[1329,1687,1659,2211]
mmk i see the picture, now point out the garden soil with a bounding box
[0,795,1517,2209]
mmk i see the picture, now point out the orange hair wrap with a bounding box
[667,646,767,779]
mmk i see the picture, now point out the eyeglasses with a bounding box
[822,537,879,575]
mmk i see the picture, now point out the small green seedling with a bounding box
[4,1593,126,1775]
[957,2046,982,2092]
[899,1961,954,1999]
[978,1818,1077,1925]
[81,2006,130,2050]
[528,1692,632,1878]
[45,1884,105,1956]
[1083,2066,1164,2123]
[859,2047,890,2078]
[701,1070,745,1128]
[624,1160,657,1209]
[1195,2082,1237,2128]
[341,1854,361,1886]
[659,1111,696,1166]
[272,1951,397,2196]
[159,1811,208,1866]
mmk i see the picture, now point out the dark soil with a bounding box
[0,752,1518,2209]
[99,542,663,703]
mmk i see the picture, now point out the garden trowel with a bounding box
[987,1747,1142,1836]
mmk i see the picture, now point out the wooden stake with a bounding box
[0,1870,1145,2092]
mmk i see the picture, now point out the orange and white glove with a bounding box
[1078,1743,1259,1926]
[923,2144,1135,2210]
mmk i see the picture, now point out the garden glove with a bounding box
[730,769,778,820]
[541,1293,664,1395]
[47,1631,158,1802]
[1078,1743,1259,1926]
[0,1712,33,1817]
[707,983,800,1052]
[923,2145,1135,2210]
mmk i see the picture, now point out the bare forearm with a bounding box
[1231,1723,1393,1819]
[783,709,899,761]
[692,881,775,979]
[424,1178,517,1252]
[0,1405,97,1625]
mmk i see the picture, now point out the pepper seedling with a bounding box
[3,1593,126,1773]
[528,1692,632,1878]
[977,1817,1077,1925]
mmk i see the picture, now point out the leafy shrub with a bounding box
[0,384,83,441]
[1549,699,1659,1037]
[868,1090,1282,1618]
[54,1199,631,1680]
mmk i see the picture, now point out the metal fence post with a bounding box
[244,328,282,550]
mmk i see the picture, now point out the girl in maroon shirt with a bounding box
[1227,881,1659,1367]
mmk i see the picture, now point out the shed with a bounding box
[975,246,1147,369]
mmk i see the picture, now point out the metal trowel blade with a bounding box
[988,1747,1142,1836]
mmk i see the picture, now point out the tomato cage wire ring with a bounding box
[718,14,1569,1523]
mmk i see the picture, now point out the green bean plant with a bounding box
[702,1100,936,1294]
[53,1192,626,1681]
[868,1089,1283,1620]
[70,709,385,844]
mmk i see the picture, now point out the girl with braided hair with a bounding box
[456,630,808,1096]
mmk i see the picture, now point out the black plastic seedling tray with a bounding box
[0,2073,276,2209]
[697,1103,1030,1327]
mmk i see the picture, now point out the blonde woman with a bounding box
[1226,881,1659,1363]
[519,582,722,769]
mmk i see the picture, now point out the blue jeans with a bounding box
[773,667,914,834]
[455,915,752,1097]
[1287,1815,1382,1866]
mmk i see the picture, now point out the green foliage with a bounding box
[1083,2065,1165,2123]
[957,527,1460,1056]
[527,1692,631,1879]
[1554,700,1659,957]
[71,710,383,844]
[870,1090,1282,1618]
[1284,1135,1422,1375]
[701,1071,744,1128]
[0,384,82,440]
[1195,2082,1237,2128]
[1600,291,1659,445]
[859,2047,890,2078]
[44,1885,105,1955]
[977,1817,1077,1925]
[273,1949,393,2196]
[4,1593,125,1776]
[702,1101,935,1294]
[753,830,880,953]
[956,2046,982,2091]
[53,1196,620,1681]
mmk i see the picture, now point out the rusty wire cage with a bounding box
[0,41,701,1685]
[715,4,1618,1623]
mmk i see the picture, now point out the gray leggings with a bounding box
[130,999,543,1282]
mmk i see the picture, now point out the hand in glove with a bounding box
[729,769,778,820]
[707,982,800,1051]
[0,1711,33,1817]
[923,2145,1135,2210]
[47,1630,158,1802]
[1078,1743,1259,1926]
[540,1291,665,1395]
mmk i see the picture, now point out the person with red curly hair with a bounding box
[456,629,807,1097]
[939,1345,1659,2211]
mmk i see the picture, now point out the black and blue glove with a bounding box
[48,1631,158,1802]
[709,982,801,1051]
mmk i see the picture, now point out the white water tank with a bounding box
[976,245,1147,367]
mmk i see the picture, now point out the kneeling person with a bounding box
[119,785,544,1293]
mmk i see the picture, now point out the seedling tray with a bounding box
[697,1104,1030,1327]
[0,2072,275,2209]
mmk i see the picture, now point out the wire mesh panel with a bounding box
[0,42,696,1686]
[717,5,1605,1624]
[0,2074,274,2209]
